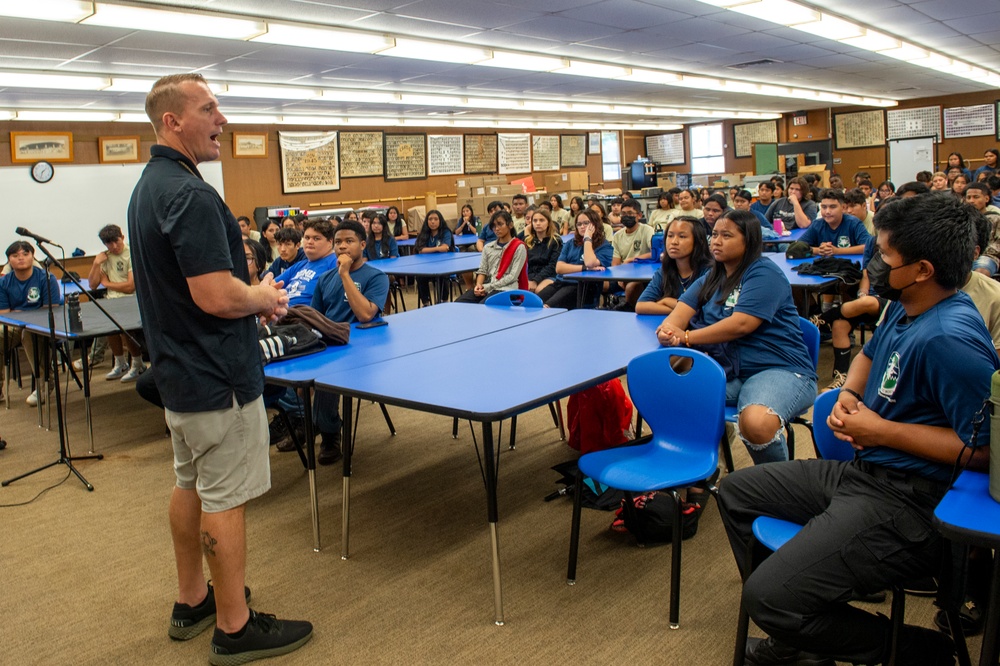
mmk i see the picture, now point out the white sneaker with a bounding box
[26,390,42,406]
[106,364,128,381]
[120,363,146,383]
[73,358,84,371]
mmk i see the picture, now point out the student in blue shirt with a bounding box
[265,226,305,278]
[657,209,816,464]
[718,192,999,666]
[537,208,613,309]
[476,201,504,251]
[274,218,340,307]
[413,209,454,307]
[365,214,398,260]
[798,189,870,256]
[310,220,390,465]
[973,148,999,182]
[635,216,712,316]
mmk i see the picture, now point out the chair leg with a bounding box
[280,409,308,469]
[635,413,644,438]
[668,489,683,629]
[786,423,796,460]
[887,584,905,666]
[567,469,584,584]
[946,607,972,666]
[732,536,758,666]
[508,415,517,450]
[452,417,459,439]
[720,430,736,473]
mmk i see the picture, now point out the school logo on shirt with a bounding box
[724,285,741,309]
[345,281,361,301]
[878,351,900,401]
[27,286,41,303]
[632,240,642,252]
[837,236,850,248]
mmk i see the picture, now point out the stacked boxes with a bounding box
[456,176,521,215]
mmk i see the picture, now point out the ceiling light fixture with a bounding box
[82,2,267,40]
[0,0,94,22]
[250,21,394,53]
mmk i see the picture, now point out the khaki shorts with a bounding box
[166,395,270,513]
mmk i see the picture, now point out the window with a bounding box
[689,123,724,175]
[601,130,620,181]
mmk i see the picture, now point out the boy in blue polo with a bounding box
[799,188,870,256]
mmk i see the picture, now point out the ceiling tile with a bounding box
[496,15,622,42]
[392,0,543,30]
[559,0,694,30]
[910,0,1000,21]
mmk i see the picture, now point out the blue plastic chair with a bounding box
[730,390,969,666]
[484,289,543,308]
[567,348,726,629]
[720,317,820,472]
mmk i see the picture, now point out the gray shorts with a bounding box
[165,395,270,513]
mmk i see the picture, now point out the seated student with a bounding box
[564,196,585,234]
[454,204,479,237]
[385,206,408,241]
[243,237,268,285]
[945,151,973,183]
[455,211,527,304]
[974,148,999,182]
[266,227,304,277]
[829,173,845,190]
[310,219,390,465]
[718,193,999,666]
[342,210,359,223]
[897,181,930,197]
[86,224,146,383]
[915,170,933,184]
[477,201,503,251]
[610,199,654,309]
[647,192,675,230]
[651,188,704,232]
[236,215,261,242]
[749,181,775,220]
[511,194,529,235]
[259,219,279,264]
[588,200,616,240]
[732,189,777,238]
[874,180,896,211]
[799,188,870,256]
[274,218,340,306]
[700,193,730,235]
[929,171,951,192]
[522,209,563,294]
[0,241,62,406]
[844,187,875,234]
[365,214,398,260]
[413,209,454,307]
[952,173,970,199]
[549,194,571,230]
[989,174,1000,207]
[607,196,624,229]
[967,182,1000,276]
[656,210,816,464]
[635,216,712,316]
[538,208,613,309]
[765,177,817,231]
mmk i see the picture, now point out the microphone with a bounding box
[15,227,62,247]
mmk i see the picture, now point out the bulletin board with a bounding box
[833,110,885,149]
[464,134,498,174]
[644,132,684,165]
[427,134,464,176]
[943,104,996,139]
[532,135,560,172]
[384,133,427,181]
[338,131,384,178]
[886,106,941,143]
[498,133,532,174]
[733,121,778,158]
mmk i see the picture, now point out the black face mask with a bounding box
[866,252,917,300]
[621,215,637,228]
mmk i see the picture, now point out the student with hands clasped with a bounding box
[538,207,613,309]
[456,210,527,303]
[655,210,816,465]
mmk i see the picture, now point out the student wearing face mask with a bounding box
[609,199,654,310]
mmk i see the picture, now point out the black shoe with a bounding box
[275,413,305,453]
[267,415,289,448]
[169,582,252,641]
[894,624,956,666]
[209,609,313,666]
[745,637,835,666]
[318,431,343,466]
[934,597,985,637]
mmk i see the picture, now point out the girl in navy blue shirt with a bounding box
[538,208,613,309]
[657,210,816,464]
[366,214,399,260]
[636,216,712,316]
[414,209,453,306]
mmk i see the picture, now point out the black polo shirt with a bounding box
[127,145,262,412]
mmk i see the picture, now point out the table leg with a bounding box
[81,340,95,454]
[301,386,320,553]
[3,324,9,410]
[341,393,353,560]
[575,282,584,309]
[480,421,505,625]
[979,553,1000,666]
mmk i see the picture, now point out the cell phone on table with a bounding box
[357,320,388,329]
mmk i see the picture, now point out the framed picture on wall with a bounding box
[588,132,601,155]
[278,130,339,194]
[11,131,74,163]
[339,131,384,177]
[560,134,587,168]
[384,133,427,181]
[464,134,497,174]
[98,136,140,163]
[232,132,268,158]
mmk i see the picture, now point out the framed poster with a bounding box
[887,106,942,143]
[560,134,587,168]
[278,131,339,194]
[464,134,497,174]
[427,134,464,176]
[644,133,684,165]
[732,121,778,158]
[384,133,426,181]
[10,131,73,163]
[498,132,531,174]
[943,104,995,139]
[231,132,267,159]
[532,135,560,172]
[588,132,601,155]
[99,135,141,163]
[833,110,885,149]
[338,131,384,178]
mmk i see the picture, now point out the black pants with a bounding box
[717,458,946,664]
[416,277,449,305]
[538,282,600,309]
[455,288,486,304]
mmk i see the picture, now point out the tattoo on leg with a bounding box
[201,531,217,557]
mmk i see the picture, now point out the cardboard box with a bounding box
[797,165,830,188]
[566,171,589,190]
[456,185,474,201]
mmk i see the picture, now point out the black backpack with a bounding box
[610,491,704,544]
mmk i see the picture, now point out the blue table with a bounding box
[314,310,664,624]
[933,470,1000,666]
[369,253,484,304]
[397,234,479,251]
[59,279,102,297]
[565,261,659,308]
[761,227,805,250]
[264,302,565,551]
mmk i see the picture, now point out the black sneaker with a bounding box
[268,415,289,448]
[275,413,305,453]
[318,431,343,466]
[894,624,956,666]
[169,582,252,641]
[934,596,985,637]
[209,609,313,666]
[745,637,835,666]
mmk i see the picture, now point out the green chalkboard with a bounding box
[753,143,779,174]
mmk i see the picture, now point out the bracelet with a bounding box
[684,330,690,347]
[583,237,592,242]
[841,387,863,401]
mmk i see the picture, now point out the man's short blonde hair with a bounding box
[145,73,207,133]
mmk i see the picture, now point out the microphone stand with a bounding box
[2,239,112,491]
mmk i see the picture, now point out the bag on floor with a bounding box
[548,460,626,511]
[566,378,634,454]
[610,491,703,543]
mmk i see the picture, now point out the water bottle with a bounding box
[650,231,664,263]
[66,293,83,333]
[990,370,1000,501]
[773,216,785,236]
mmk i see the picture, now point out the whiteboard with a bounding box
[0,161,225,255]
[888,136,934,186]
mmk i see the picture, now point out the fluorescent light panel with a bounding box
[379,38,489,64]
[83,2,266,39]
[0,0,94,22]
[17,110,118,121]
[250,22,393,53]
[0,71,109,90]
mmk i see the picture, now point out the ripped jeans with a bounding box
[726,369,816,464]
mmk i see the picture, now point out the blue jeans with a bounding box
[726,369,816,464]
